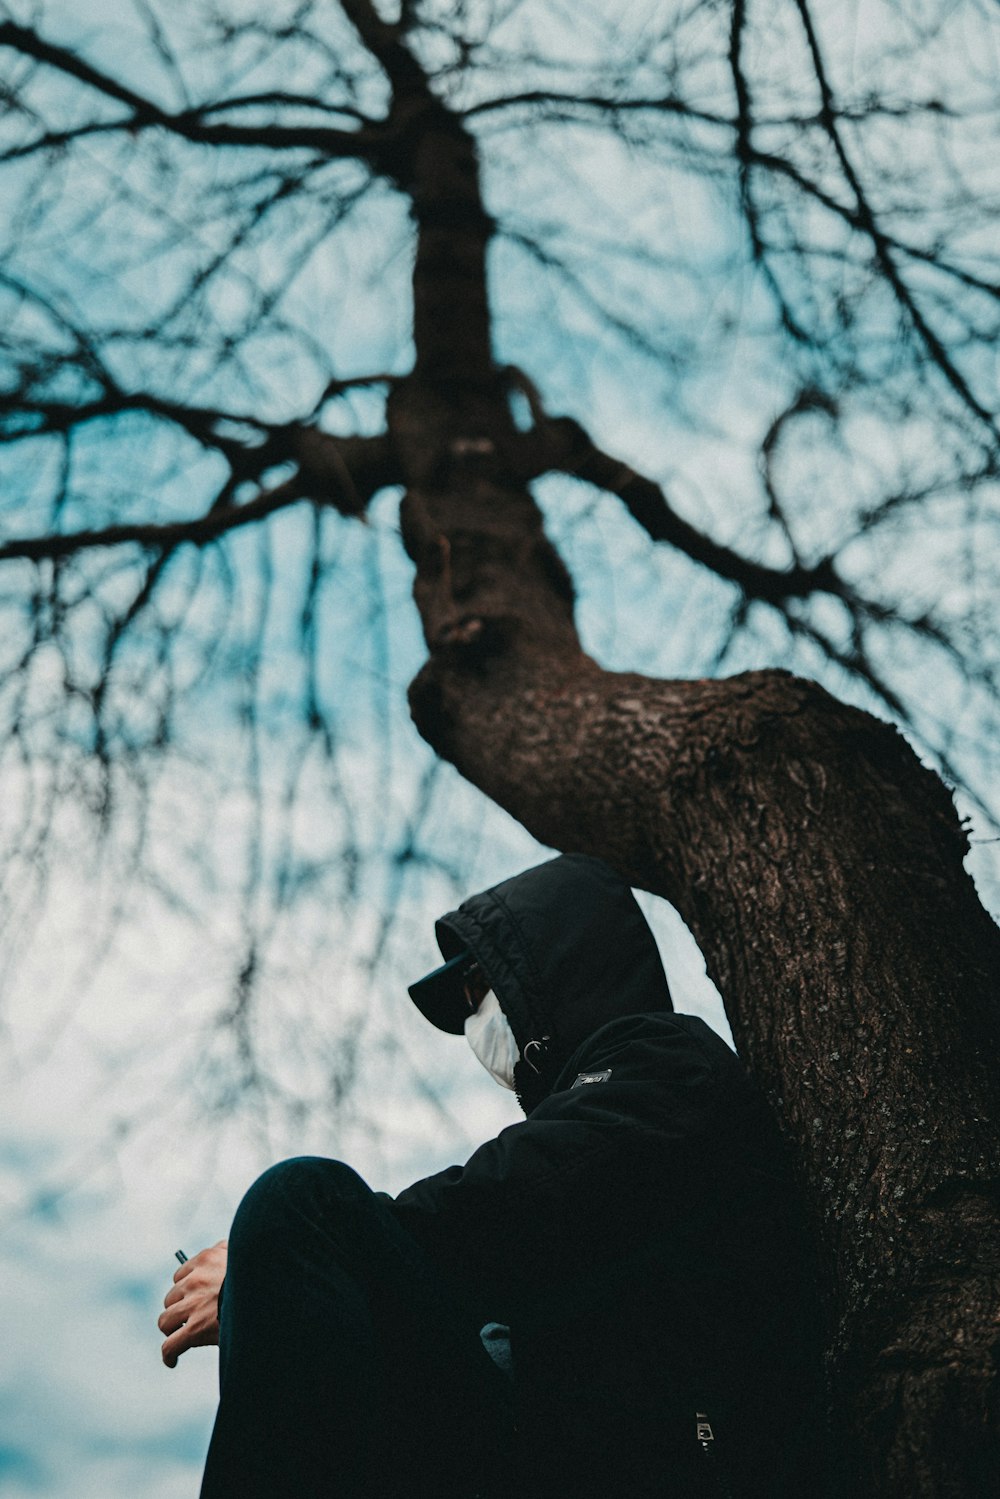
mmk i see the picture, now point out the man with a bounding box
[160,853,828,1497]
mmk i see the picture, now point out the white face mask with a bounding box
[464,989,519,1091]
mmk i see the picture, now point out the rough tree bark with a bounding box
[339,10,1000,1495]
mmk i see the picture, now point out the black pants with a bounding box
[200,1157,513,1499]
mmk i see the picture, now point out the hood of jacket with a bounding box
[434,853,673,1113]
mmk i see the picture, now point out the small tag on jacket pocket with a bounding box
[571,1069,612,1087]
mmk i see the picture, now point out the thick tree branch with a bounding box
[338,0,427,97]
[1,391,266,453]
[335,0,500,390]
[0,21,379,155]
[527,407,838,606]
[0,431,397,564]
[195,91,372,125]
[0,479,303,564]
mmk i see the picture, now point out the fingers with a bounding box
[166,1247,227,1306]
[158,1302,186,1335]
[159,1278,218,1333]
[161,1318,190,1367]
[160,1304,220,1366]
[172,1239,228,1284]
[163,1271,219,1314]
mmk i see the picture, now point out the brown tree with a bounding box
[2,1,999,1492]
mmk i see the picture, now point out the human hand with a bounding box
[159,1240,228,1368]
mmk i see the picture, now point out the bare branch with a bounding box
[338,0,426,95]
[196,92,373,126]
[467,74,1000,325]
[0,21,380,156]
[0,432,397,564]
[727,0,816,354]
[462,89,726,127]
[792,0,997,434]
[532,408,840,606]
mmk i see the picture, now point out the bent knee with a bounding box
[229,1157,371,1253]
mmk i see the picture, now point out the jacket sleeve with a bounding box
[388,1015,735,1307]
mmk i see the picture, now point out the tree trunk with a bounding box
[396,458,1000,1496]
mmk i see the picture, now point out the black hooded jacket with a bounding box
[391,856,828,1498]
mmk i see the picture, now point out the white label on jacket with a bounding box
[571,1069,612,1087]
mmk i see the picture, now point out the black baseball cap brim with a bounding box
[407,950,472,1035]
